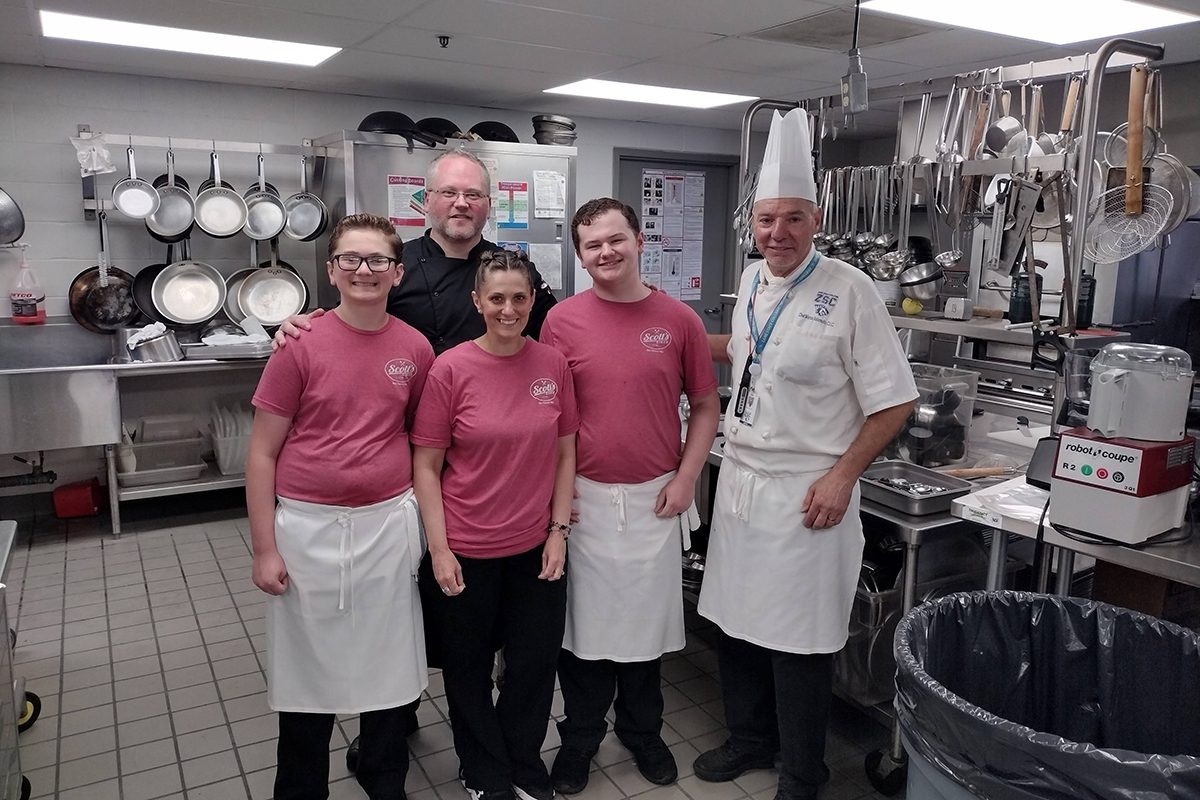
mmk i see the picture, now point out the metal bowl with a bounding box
[898,262,945,301]
[151,260,227,325]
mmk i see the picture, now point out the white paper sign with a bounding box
[533,170,567,219]
[529,243,563,291]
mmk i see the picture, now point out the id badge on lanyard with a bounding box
[734,252,819,426]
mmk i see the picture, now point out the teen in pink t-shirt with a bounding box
[247,214,434,800]
[411,249,578,800]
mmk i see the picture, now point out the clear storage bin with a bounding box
[116,437,205,487]
[885,364,979,467]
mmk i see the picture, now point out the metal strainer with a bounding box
[1083,183,1172,263]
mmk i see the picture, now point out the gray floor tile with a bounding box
[212,653,262,680]
[121,764,184,800]
[119,713,176,747]
[59,750,119,790]
[165,663,216,691]
[169,681,221,712]
[60,725,118,762]
[60,703,117,736]
[172,702,229,735]
[238,739,278,774]
[224,690,271,723]
[116,672,168,702]
[121,737,180,775]
[61,647,111,673]
[181,749,242,789]
[231,713,278,747]
[58,778,123,800]
[116,692,170,724]
[190,776,250,800]
[61,681,115,713]
[177,724,235,760]
[114,653,163,681]
[62,663,111,691]
[218,671,266,701]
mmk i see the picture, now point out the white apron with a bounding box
[563,472,699,662]
[697,458,864,654]
[267,489,427,714]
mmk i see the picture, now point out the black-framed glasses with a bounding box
[332,253,397,272]
[431,188,488,203]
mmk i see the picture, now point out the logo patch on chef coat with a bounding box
[384,359,418,385]
[530,378,559,403]
[813,292,839,317]
[640,327,672,352]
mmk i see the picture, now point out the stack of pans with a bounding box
[532,114,577,146]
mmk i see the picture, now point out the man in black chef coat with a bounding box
[275,147,557,767]
[277,148,556,352]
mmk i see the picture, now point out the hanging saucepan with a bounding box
[145,149,195,244]
[243,154,288,241]
[0,184,25,245]
[68,212,137,333]
[111,146,161,220]
[151,245,227,326]
[132,244,175,324]
[239,239,308,327]
[194,151,247,238]
[282,155,327,242]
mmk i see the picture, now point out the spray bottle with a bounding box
[8,245,45,324]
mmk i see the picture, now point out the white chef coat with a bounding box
[563,472,699,661]
[698,251,917,653]
[267,489,427,714]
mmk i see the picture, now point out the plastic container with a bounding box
[116,437,205,487]
[886,364,979,467]
[53,479,103,518]
[8,253,45,325]
[213,434,250,475]
[896,592,1200,799]
[138,414,199,442]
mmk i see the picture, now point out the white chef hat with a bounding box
[753,108,817,205]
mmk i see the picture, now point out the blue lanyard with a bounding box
[746,250,820,364]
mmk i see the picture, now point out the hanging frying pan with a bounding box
[146,149,195,243]
[132,244,175,324]
[0,184,25,245]
[239,238,308,326]
[194,151,247,238]
[68,212,137,333]
[223,240,260,324]
[243,154,288,241]
[111,146,161,219]
[151,246,227,326]
[282,155,327,242]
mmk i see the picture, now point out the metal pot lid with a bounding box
[152,261,226,324]
[238,267,307,326]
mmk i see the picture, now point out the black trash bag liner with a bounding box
[895,591,1200,800]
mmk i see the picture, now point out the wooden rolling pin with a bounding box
[938,466,1017,479]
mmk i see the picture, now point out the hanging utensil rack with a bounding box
[74,131,329,220]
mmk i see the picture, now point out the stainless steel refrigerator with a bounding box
[312,130,576,309]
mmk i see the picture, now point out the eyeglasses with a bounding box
[332,254,397,272]
[431,188,488,204]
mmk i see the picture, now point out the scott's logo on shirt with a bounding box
[530,378,559,403]
[384,359,417,385]
[640,327,672,352]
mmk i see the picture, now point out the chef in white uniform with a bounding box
[695,109,917,800]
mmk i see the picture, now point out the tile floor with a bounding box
[3,493,898,800]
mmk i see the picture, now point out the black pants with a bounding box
[275,707,409,800]
[716,631,833,792]
[421,544,567,792]
[556,650,664,755]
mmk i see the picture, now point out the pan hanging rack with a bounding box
[76,130,328,220]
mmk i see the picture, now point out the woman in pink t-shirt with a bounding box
[412,249,579,800]
[248,214,434,800]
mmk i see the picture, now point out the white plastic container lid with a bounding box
[1091,342,1193,378]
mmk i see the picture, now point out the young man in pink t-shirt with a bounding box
[541,199,720,793]
[248,214,435,800]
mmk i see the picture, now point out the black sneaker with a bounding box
[625,737,678,785]
[346,736,360,774]
[693,740,775,782]
[551,748,592,795]
[465,789,515,800]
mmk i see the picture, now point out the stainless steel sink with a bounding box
[0,320,115,372]
[0,320,120,453]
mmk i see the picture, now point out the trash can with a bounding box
[894,591,1200,800]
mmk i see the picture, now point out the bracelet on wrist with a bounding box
[548,521,571,540]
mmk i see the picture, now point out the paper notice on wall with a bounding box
[533,170,567,219]
[682,240,703,300]
[641,243,663,287]
[530,243,563,291]
[495,181,530,229]
[387,175,427,227]
[642,168,706,300]
[479,157,499,183]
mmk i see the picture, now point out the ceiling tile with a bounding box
[227,0,425,23]
[357,24,636,76]
[401,0,721,58]
[594,60,824,99]
[491,0,835,36]
[0,2,38,36]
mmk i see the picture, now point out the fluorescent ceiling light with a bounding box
[39,10,341,66]
[546,79,755,109]
[861,0,1198,45]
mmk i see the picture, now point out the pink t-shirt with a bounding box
[252,313,435,507]
[411,340,580,559]
[541,290,717,483]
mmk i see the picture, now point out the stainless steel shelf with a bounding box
[117,462,244,501]
[888,311,1127,349]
